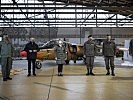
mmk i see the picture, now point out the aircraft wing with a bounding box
[117,47,129,51]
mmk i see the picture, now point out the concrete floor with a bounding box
[0,57,133,100]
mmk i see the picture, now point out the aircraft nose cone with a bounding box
[20,51,27,57]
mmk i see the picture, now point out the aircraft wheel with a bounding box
[36,61,42,69]
[65,60,69,64]
[74,60,76,63]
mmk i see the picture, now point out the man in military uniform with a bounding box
[102,35,116,76]
[84,35,96,76]
[0,34,13,81]
[129,39,133,59]
[54,39,67,76]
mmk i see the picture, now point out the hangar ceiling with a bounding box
[0,0,133,27]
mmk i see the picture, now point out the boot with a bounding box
[90,69,95,76]
[111,70,115,76]
[3,78,7,81]
[33,73,36,76]
[27,73,31,77]
[33,72,36,76]
[106,69,110,75]
[6,77,12,80]
[86,68,90,76]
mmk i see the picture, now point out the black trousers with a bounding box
[28,59,36,74]
[58,64,63,73]
[104,56,114,70]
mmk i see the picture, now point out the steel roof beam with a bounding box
[1,7,133,10]
[1,18,132,20]
[1,23,133,25]
[11,0,35,27]
[1,12,132,14]
[1,21,132,23]
[1,3,133,6]
[98,14,116,26]
[1,14,19,26]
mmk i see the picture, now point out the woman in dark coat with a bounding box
[54,39,67,76]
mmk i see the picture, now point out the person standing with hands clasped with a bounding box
[24,38,40,77]
[102,35,116,76]
[54,39,67,76]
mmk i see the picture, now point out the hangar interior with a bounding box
[0,0,133,100]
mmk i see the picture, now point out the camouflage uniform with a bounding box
[102,40,116,75]
[84,39,96,75]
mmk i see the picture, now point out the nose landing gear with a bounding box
[35,61,42,69]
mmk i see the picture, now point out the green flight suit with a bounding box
[0,41,13,79]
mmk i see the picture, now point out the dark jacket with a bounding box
[24,42,40,59]
[102,40,116,57]
[54,44,66,64]
[84,39,96,57]
[129,39,133,56]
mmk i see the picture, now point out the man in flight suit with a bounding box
[84,35,96,76]
[0,34,13,81]
[102,34,116,76]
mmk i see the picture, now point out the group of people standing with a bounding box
[84,35,116,76]
[0,34,132,81]
[54,34,116,76]
[0,35,40,81]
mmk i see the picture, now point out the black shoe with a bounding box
[90,72,95,76]
[86,73,90,76]
[3,78,7,81]
[111,73,115,76]
[60,74,63,76]
[33,74,36,76]
[106,72,110,75]
[6,77,12,80]
[58,73,63,76]
[27,74,31,77]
